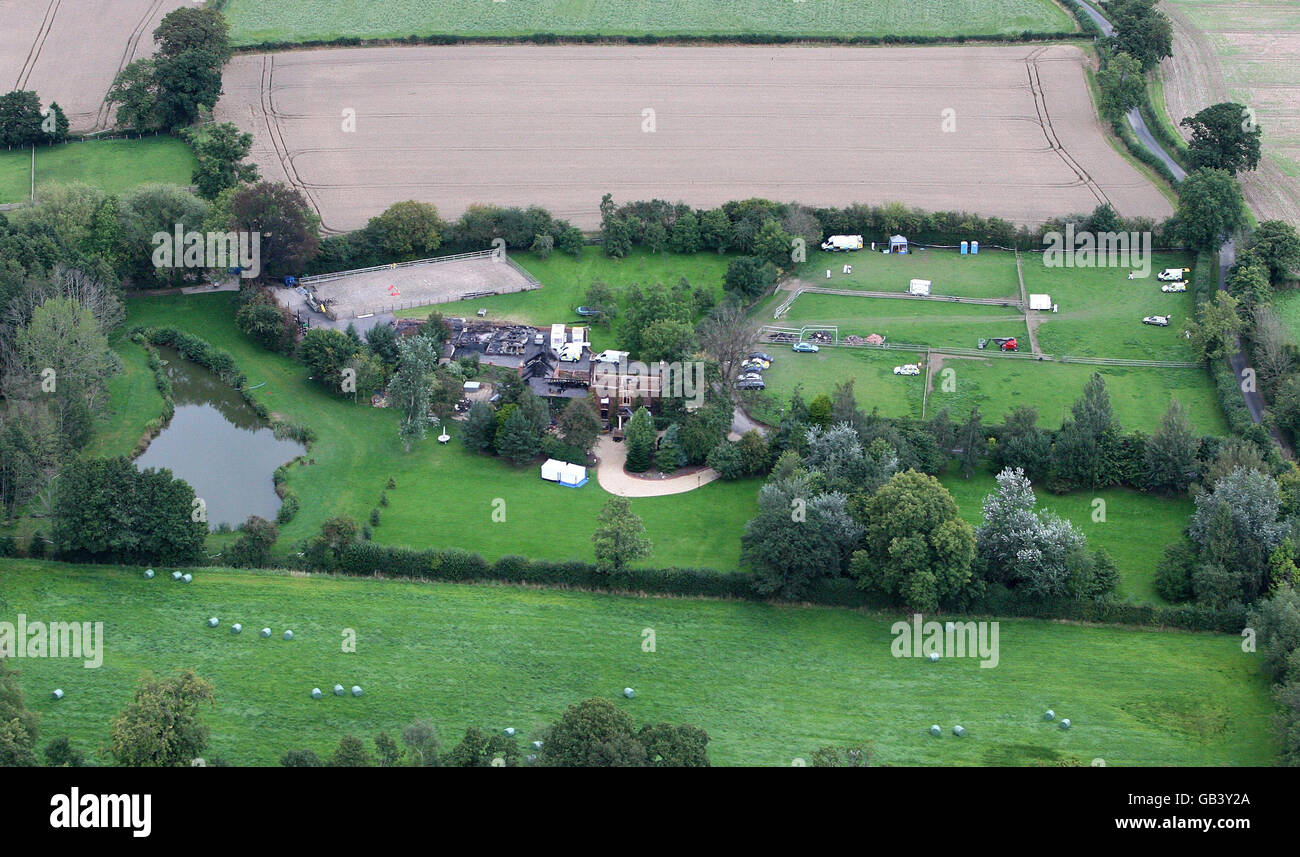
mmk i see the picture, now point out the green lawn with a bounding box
[119,293,756,570]
[794,248,1022,299]
[0,138,196,204]
[926,356,1228,435]
[2,559,1273,766]
[83,338,166,460]
[941,468,1194,603]
[784,292,1029,350]
[395,247,733,354]
[1272,289,1300,344]
[747,346,925,423]
[224,0,1076,43]
[1025,251,1202,362]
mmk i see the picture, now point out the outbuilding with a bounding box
[540,459,588,487]
[889,235,909,254]
[1029,293,1053,311]
[908,279,931,296]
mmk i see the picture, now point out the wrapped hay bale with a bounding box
[929,725,941,737]
[351,686,362,697]
[52,689,64,700]
[927,652,940,663]
[181,573,193,583]
[207,617,219,628]
[144,569,155,579]
[171,571,182,581]
[503,727,516,736]
[1059,718,1071,730]
[1044,710,1055,721]
[952,725,966,737]
[333,684,345,696]
[260,628,271,638]
[283,630,293,640]
[230,623,242,634]
[311,688,323,700]
[623,687,635,699]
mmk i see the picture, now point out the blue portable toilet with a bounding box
[971,241,980,254]
[960,241,969,255]
[284,275,298,288]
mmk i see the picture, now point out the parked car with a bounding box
[1142,315,1171,327]
[893,364,921,376]
[792,342,820,353]
[741,358,769,371]
[1157,268,1190,282]
[737,379,766,390]
[1160,282,1187,293]
[737,372,764,383]
[748,352,774,363]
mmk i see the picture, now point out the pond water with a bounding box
[134,347,305,530]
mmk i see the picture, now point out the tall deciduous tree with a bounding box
[1174,168,1247,251]
[227,182,321,279]
[849,469,975,612]
[1097,52,1145,121]
[182,122,258,200]
[388,335,438,452]
[1181,102,1263,175]
[592,496,651,574]
[1184,290,1243,361]
[110,670,214,767]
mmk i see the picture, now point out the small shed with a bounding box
[558,462,587,488]
[889,235,909,254]
[1029,293,1052,311]
[463,381,482,393]
[540,458,566,482]
[909,278,931,296]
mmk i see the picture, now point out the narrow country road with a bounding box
[1073,0,1187,181]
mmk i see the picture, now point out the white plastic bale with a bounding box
[52,689,64,700]
[927,652,940,662]
[207,617,219,627]
[952,725,966,737]
[231,624,242,634]
[504,727,516,736]
[144,570,155,579]
[929,725,941,737]
[623,687,635,698]
[532,741,543,750]
[260,628,271,638]
[311,688,322,699]
[1044,710,1055,721]
[1060,719,1071,730]
[182,573,193,583]
[351,686,362,697]
[171,572,182,580]
[333,684,344,695]
[283,630,293,640]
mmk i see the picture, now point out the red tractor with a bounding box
[978,337,1019,352]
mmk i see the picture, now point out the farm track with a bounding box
[93,0,166,130]
[257,53,327,230]
[1025,45,1110,209]
[13,0,59,92]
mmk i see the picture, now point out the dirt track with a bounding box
[0,0,189,131]
[215,43,1172,234]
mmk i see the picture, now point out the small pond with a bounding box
[134,347,306,530]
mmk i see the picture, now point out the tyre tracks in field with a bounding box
[1024,45,1111,210]
[13,0,60,92]
[94,0,166,130]
[257,53,330,232]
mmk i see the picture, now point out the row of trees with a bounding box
[0,90,68,147]
[107,7,230,132]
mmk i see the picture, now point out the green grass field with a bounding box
[223,0,1076,44]
[1272,289,1300,343]
[754,347,1227,435]
[0,138,196,204]
[941,468,1194,603]
[794,248,1022,299]
[2,559,1273,766]
[1025,252,1201,362]
[784,292,1029,350]
[114,293,757,570]
[926,357,1228,435]
[395,247,732,353]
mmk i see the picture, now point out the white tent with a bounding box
[909,279,931,296]
[558,463,588,487]
[540,458,566,482]
[1029,293,1052,310]
[541,459,587,487]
